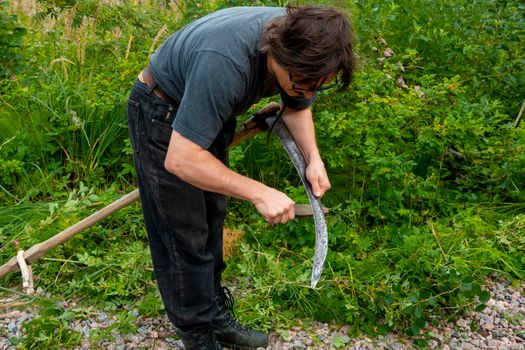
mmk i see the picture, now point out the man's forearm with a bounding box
[281,107,323,165]
[281,106,330,198]
[164,129,297,223]
[164,130,267,204]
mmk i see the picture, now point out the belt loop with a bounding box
[146,79,158,96]
[165,105,175,122]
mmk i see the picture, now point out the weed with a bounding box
[503,312,524,326]
[0,1,524,346]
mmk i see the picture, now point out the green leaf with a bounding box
[279,330,291,342]
[414,317,425,329]
[479,291,491,304]
[460,281,472,292]
[414,305,423,319]
[333,336,350,349]
[409,293,418,303]
[475,304,487,312]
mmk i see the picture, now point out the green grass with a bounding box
[0,0,524,347]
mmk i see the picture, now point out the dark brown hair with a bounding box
[261,5,356,89]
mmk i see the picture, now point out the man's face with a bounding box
[288,73,340,95]
[269,57,338,99]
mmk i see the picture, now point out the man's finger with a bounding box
[289,202,295,221]
[312,180,322,197]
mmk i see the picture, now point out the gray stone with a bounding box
[487,339,498,347]
[2,276,523,350]
[293,339,306,350]
[16,314,29,323]
[428,340,438,349]
[470,339,480,347]
[483,323,495,331]
[82,325,90,337]
[456,318,469,328]
[7,320,17,334]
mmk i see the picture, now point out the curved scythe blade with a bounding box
[266,115,328,288]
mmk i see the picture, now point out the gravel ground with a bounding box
[1,276,524,349]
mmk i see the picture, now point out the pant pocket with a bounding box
[148,118,174,169]
[151,118,173,149]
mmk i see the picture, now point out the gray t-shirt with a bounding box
[149,6,312,149]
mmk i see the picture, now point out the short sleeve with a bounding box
[172,51,246,149]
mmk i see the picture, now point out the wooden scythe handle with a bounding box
[0,189,140,278]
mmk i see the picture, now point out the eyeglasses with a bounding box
[289,73,339,93]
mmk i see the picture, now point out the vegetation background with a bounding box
[1,0,524,348]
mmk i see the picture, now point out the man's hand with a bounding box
[281,107,330,198]
[306,159,331,198]
[252,187,295,225]
[166,131,297,225]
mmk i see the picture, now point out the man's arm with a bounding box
[281,107,331,198]
[164,130,296,224]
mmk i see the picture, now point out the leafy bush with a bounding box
[0,0,27,76]
[226,0,524,335]
[0,0,524,344]
[0,0,180,200]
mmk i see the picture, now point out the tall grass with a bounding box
[1,0,180,200]
[0,1,523,346]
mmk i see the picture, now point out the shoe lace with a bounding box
[217,286,253,335]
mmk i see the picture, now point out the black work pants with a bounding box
[127,79,235,327]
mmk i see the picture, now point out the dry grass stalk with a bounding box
[113,27,123,41]
[125,35,134,61]
[91,7,100,41]
[13,0,37,17]
[0,301,31,310]
[76,17,90,65]
[149,24,168,56]
[169,0,185,15]
[0,310,24,319]
[50,57,75,79]
[65,4,78,41]
[223,227,245,260]
[0,296,30,311]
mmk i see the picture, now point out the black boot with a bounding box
[213,287,269,350]
[178,325,223,350]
